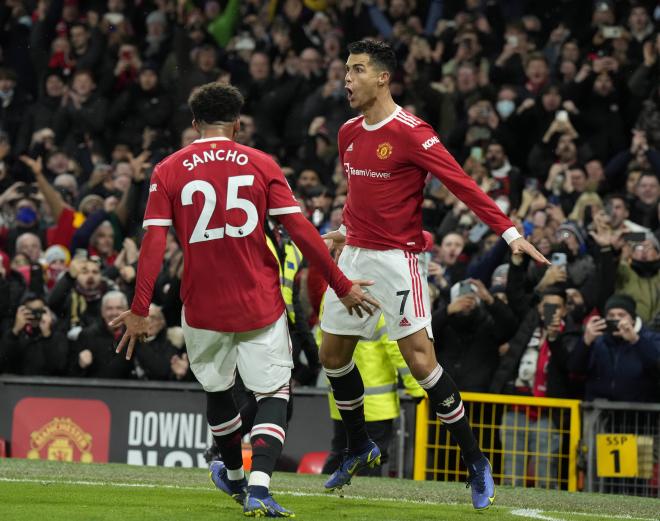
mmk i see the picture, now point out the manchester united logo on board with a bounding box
[27,417,94,463]
[376,142,393,160]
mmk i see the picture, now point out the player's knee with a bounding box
[319,348,352,370]
[401,342,436,379]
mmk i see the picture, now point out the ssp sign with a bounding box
[596,434,638,478]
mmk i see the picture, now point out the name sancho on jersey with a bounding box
[182,149,249,171]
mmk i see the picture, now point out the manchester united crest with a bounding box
[376,142,393,160]
[26,417,94,463]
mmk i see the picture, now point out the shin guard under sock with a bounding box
[418,364,483,465]
[324,360,370,451]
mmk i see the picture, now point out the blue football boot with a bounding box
[243,493,295,517]
[209,460,247,505]
[324,440,381,491]
[466,457,495,510]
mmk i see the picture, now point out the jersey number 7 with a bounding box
[181,176,258,244]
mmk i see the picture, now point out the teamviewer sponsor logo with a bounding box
[422,136,440,150]
[343,162,391,179]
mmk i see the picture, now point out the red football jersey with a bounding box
[339,106,517,252]
[142,136,301,332]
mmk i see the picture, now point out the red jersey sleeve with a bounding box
[142,165,174,228]
[407,124,518,239]
[265,159,302,217]
[46,206,76,249]
[131,225,168,316]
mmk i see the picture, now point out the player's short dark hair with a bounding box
[188,83,244,125]
[347,39,397,75]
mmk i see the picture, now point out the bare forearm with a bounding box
[35,173,66,220]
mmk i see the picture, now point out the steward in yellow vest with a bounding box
[266,226,320,385]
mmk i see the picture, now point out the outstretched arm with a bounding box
[111,165,172,358]
[408,123,549,264]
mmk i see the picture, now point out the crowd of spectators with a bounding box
[0,0,658,403]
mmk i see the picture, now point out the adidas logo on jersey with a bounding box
[399,317,411,327]
[346,142,354,152]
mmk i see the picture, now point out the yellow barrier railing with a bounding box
[414,392,582,491]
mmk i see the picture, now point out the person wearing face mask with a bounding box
[432,278,517,392]
[569,294,660,402]
[496,96,516,121]
[616,235,660,324]
[0,186,46,256]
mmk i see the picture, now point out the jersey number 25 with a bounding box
[181,176,258,243]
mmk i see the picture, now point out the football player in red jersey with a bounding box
[110,83,378,517]
[320,40,549,510]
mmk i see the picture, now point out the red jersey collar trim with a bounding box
[361,105,401,131]
[193,136,232,143]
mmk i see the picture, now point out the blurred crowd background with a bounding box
[0,0,658,404]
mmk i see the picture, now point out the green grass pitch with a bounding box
[0,459,658,521]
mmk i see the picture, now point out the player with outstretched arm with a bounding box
[320,40,549,510]
[110,83,378,518]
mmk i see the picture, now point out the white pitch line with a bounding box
[0,477,657,521]
[511,508,658,521]
[0,476,449,505]
[512,509,567,521]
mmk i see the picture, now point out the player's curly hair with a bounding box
[188,83,244,125]
[347,39,397,75]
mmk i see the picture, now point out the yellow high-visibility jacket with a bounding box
[266,235,302,324]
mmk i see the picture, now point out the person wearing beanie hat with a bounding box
[44,245,71,289]
[570,292,660,402]
[557,220,587,250]
[545,219,596,307]
[604,294,637,321]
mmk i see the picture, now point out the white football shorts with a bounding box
[182,309,293,393]
[321,245,432,341]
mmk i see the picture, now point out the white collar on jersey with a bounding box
[361,105,401,131]
[192,136,231,143]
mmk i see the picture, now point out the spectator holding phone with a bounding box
[491,283,582,487]
[432,278,518,392]
[569,294,660,402]
[0,293,68,375]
